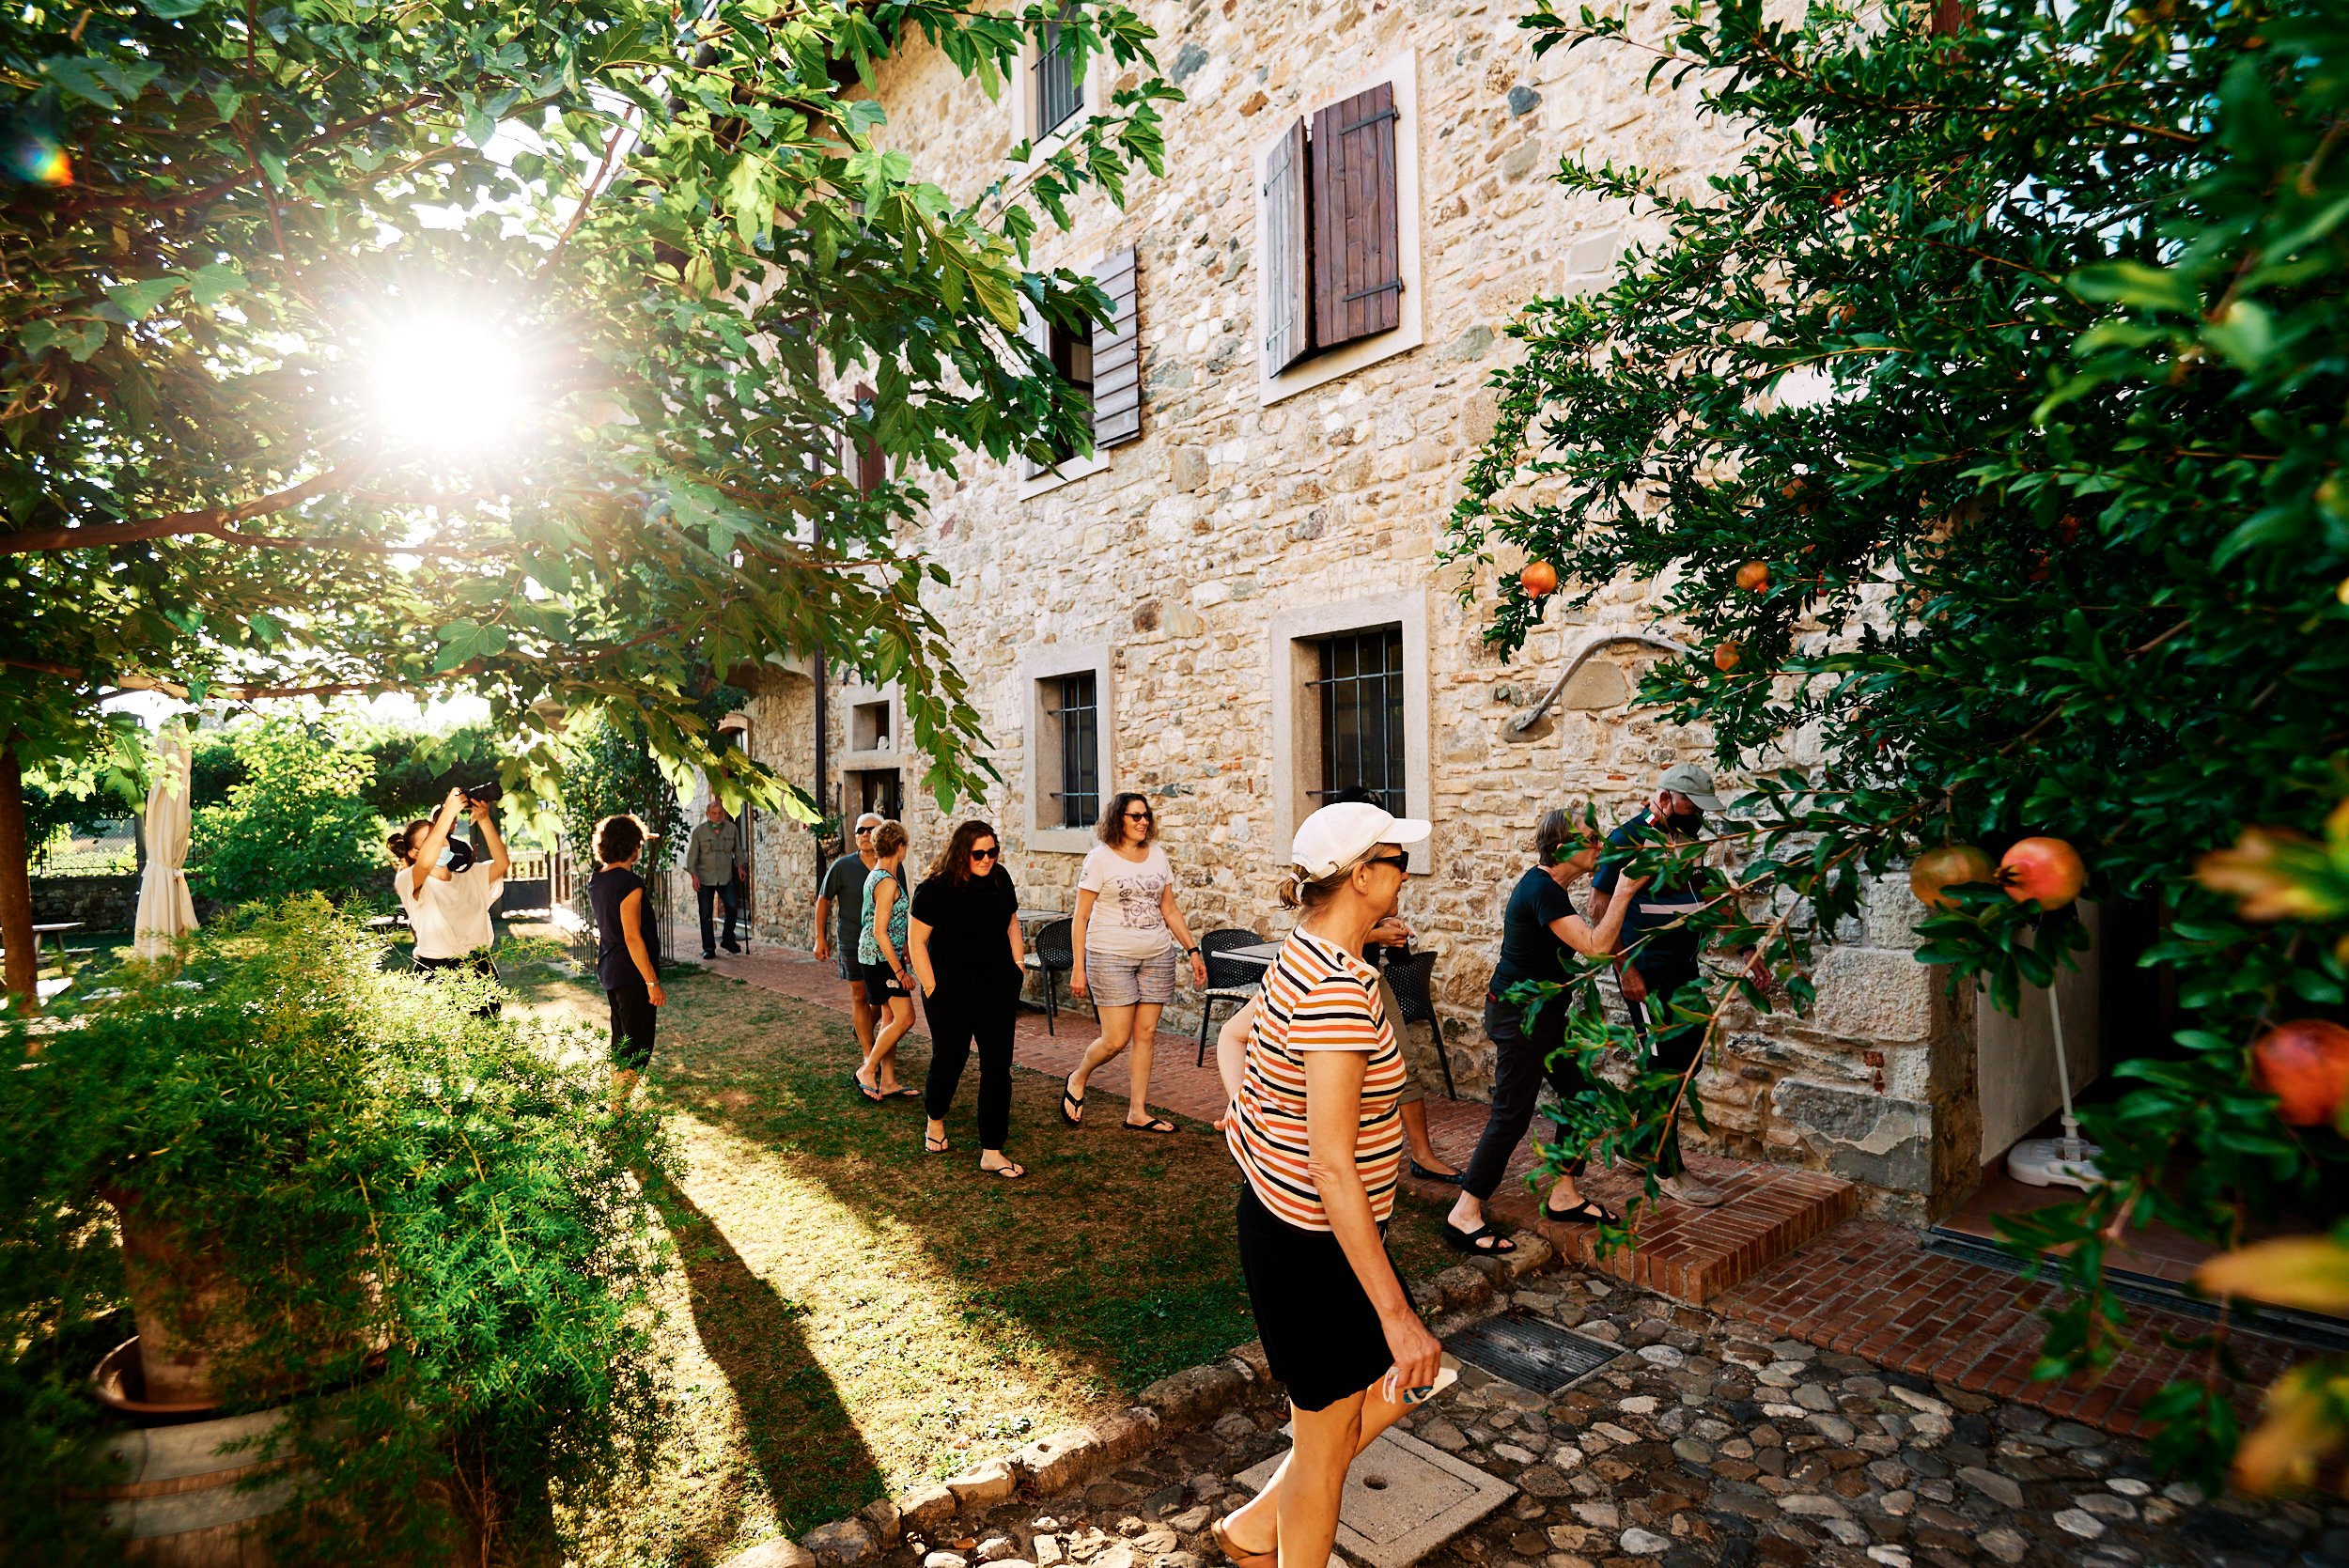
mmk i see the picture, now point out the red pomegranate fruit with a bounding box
[1999,836,2086,908]
[2253,1020,2349,1127]
[1519,561,1559,599]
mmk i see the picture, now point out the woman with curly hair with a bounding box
[909,819,1029,1178]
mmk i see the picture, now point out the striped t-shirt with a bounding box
[1223,927,1408,1231]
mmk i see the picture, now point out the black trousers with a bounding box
[696,880,739,955]
[923,977,1019,1149]
[606,980,658,1070]
[1627,952,1703,1176]
[413,950,501,1018]
[1461,992,1593,1201]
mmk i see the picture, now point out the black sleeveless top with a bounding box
[590,866,661,990]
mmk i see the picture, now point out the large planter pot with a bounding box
[85,1360,299,1568]
[100,1185,255,1407]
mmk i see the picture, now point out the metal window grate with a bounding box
[1442,1312,1621,1397]
[1034,7,1082,140]
[1051,672,1098,830]
[1310,626,1406,815]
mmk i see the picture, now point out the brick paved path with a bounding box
[782,1270,2335,1568]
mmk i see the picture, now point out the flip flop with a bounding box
[850,1072,883,1104]
[924,1132,950,1155]
[882,1086,921,1100]
[1541,1196,1618,1226]
[1123,1116,1178,1135]
[982,1161,1027,1180]
[1060,1078,1084,1126]
[1440,1221,1517,1254]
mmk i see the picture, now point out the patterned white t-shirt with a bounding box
[1078,844,1175,959]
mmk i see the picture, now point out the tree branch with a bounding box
[0,467,357,554]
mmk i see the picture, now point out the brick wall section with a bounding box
[1542,1157,1859,1303]
[1713,1219,2303,1436]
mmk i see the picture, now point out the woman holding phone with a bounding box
[1209,800,1443,1568]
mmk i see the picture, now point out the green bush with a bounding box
[557,715,684,908]
[187,719,386,907]
[0,902,672,1564]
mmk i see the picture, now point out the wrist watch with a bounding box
[1185,945,1201,956]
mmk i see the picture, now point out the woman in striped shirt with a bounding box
[1209,801,1443,1568]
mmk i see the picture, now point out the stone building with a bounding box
[716,0,2107,1231]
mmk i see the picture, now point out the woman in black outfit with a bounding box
[1440,808,1645,1254]
[909,819,1030,1180]
[588,813,665,1114]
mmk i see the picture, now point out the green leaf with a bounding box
[103,277,182,322]
[182,262,246,307]
[2067,260,2201,316]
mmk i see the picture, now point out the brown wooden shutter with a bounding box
[1260,117,1311,374]
[1089,246,1140,448]
[851,382,883,493]
[1310,82,1401,349]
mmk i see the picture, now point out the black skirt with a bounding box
[1235,1182,1398,1412]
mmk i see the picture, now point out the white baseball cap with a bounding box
[1291,801,1432,879]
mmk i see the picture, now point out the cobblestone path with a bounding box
[867,1270,2336,1568]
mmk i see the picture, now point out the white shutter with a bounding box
[1260,118,1311,374]
[1019,291,1049,480]
[1089,246,1140,448]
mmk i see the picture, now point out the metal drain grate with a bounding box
[1443,1311,1620,1396]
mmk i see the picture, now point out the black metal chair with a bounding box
[1381,948,1457,1098]
[1023,918,1075,1033]
[1194,926,1270,1065]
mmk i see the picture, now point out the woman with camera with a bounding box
[388,785,510,1016]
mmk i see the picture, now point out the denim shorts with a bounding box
[1084,944,1178,1008]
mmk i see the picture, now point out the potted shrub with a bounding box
[0,900,673,1566]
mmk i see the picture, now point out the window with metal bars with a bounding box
[1033,6,1083,141]
[1050,672,1099,830]
[1310,627,1407,815]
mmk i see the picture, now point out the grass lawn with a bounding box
[503,957,1456,1568]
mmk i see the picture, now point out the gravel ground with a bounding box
[868,1269,2342,1568]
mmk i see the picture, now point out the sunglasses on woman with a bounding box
[971,846,1000,861]
[1365,851,1410,874]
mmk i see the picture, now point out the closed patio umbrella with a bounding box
[133,730,198,960]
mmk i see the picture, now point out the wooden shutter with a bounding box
[851,382,883,493]
[1260,117,1311,374]
[1310,82,1401,349]
[1089,246,1140,448]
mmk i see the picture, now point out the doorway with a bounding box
[849,768,903,824]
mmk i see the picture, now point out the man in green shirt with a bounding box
[685,800,748,959]
[1589,763,1731,1207]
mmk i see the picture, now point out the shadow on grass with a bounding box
[642,1172,887,1533]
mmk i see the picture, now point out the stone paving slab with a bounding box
[1236,1426,1517,1568]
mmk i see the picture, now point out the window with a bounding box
[850,700,891,753]
[1033,5,1084,141]
[1311,628,1407,813]
[1020,246,1141,490]
[1254,55,1425,405]
[1049,673,1099,829]
[1025,644,1113,851]
[1267,591,1429,873]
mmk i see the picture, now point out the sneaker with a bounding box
[1658,1174,1725,1207]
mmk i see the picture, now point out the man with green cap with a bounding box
[1588,763,1733,1207]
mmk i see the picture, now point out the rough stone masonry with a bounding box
[728,0,1997,1222]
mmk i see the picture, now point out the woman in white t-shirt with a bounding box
[388,786,509,1015]
[1061,792,1208,1134]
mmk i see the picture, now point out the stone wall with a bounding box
[735,0,1986,1219]
[33,874,142,932]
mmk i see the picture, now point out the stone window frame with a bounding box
[833,677,906,811]
[1023,640,1115,854]
[1005,14,1112,194]
[1268,589,1432,876]
[1252,49,1426,409]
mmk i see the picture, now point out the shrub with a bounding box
[187,719,385,907]
[0,902,673,1564]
